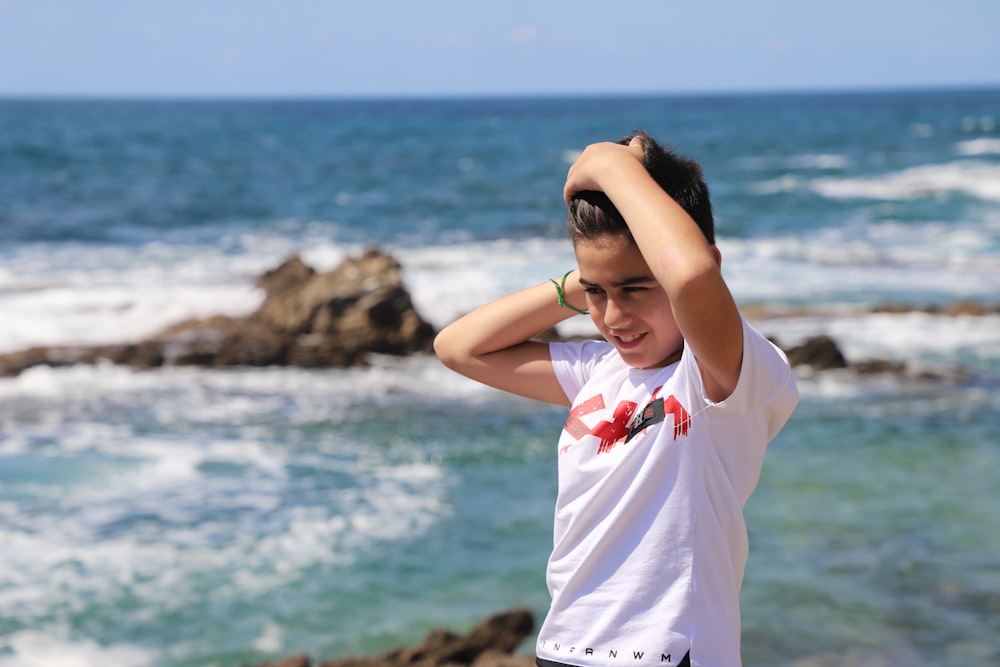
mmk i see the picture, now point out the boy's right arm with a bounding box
[433,272,587,407]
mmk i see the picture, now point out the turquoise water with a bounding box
[1,89,999,666]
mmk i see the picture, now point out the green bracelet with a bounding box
[550,269,589,316]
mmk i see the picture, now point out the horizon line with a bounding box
[1,81,998,103]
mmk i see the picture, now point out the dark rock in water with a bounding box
[850,358,907,375]
[780,334,970,382]
[783,335,848,371]
[251,608,535,667]
[0,248,437,377]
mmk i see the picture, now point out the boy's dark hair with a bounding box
[567,130,715,245]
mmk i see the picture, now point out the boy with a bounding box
[434,131,798,667]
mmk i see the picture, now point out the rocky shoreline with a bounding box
[249,609,537,667]
[0,248,992,382]
[0,248,435,377]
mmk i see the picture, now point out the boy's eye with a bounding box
[584,286,604,295]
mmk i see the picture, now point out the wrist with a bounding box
[550,270,589,316]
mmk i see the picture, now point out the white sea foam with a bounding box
[2,219,996,360]
[751,160,1000,202]
[0,228,377,354]
[0,253,264,354]
[397,237,578,328]
[757,311,1000,366]
[0,351,503,427]
[0,631,155,667]
[0,356,461,652]
[398,231,989,339]
[955,138,1000,156]
[717,219,1000,304]
[0,285,256,352]
[0,448,450,651]
[252,622,285,653]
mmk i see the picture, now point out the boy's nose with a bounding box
[602,298,631,328]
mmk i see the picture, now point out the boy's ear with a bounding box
[711,245,723,268]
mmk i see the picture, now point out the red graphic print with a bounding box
[663,395,692,439]
[562,389,690,455]
[563,394,605,440]
[591,400,638,453]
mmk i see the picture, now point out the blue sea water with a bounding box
[1,88,999,666]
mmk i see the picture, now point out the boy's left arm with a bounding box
[565,139,743,402]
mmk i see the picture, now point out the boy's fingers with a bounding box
[563,179,576,204]
[627,135,645,159]
[564,140,641,204]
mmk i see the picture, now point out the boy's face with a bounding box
[575,234,683,369]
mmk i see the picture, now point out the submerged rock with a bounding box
[0,248,436,377]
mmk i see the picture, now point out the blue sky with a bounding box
[1,0,997,97]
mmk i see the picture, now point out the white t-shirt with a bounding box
[537,318,798,667]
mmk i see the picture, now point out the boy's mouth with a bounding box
[613,332,646,348]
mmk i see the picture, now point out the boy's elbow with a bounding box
[432,329,453,364]
[433,326,467,370]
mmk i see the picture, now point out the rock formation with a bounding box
[782,335,848,371]
[251,608,535,667]
[0,248,436,377]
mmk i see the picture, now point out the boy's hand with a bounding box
[564,136,646,204]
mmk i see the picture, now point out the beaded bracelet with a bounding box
[549,269,589,315]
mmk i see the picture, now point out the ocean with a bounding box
[0,88,998,666]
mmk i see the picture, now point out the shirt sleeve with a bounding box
[720,318,799,442]
[704,318,800,503]
[548,339,615,403]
